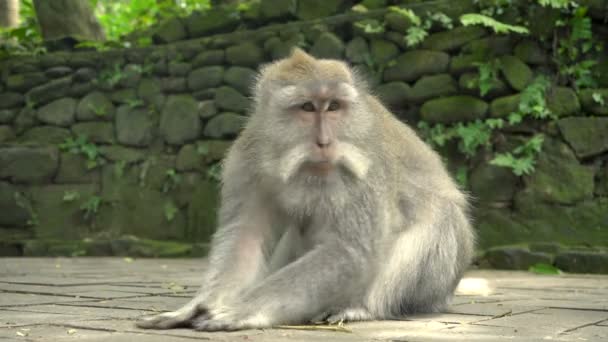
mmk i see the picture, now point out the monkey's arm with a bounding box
[136,191,276,329]
[193,241,370,331]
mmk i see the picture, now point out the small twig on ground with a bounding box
[275,324,353,333]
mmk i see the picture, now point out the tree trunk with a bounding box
[33,0,105,42]
[0,0,20,28]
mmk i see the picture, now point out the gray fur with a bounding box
[136,49,475,332]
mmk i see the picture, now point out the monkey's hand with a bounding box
[135,300,207,329]
[191,305,271,332]
[312,307,373,324]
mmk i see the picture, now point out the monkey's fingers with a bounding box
[136,309,204,329]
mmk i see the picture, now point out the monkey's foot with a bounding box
[312,307,373,324]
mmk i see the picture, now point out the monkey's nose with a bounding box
[316,140,331,149]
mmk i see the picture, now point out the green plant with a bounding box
[474,59,501,97]
[490,134,545,176]
[59,135,105,170]
[455,166,469,188]
[164,201,179,222]
[354,19,385,34]
[508,76,554,125]
[114,160,127,178]
[97,64,126,88]
[405,26,428,47]
[81,196,102,221]
[14,191,37,226]
[196,144,209,156]
[456,120,497,157]
[418,74,554,177]
[93,0,211,41]
[126,98,145,108]
[63,191,81,202]
[162,169,182,193]
[0,0,45,59]
[592,92,605,106]
[88,104,107,117]
[528,262,562,274]
[460,13,529,34]
[537,0,572,9]
[553,6,602,90]
[388,7,454,47]
[207,163,222,182]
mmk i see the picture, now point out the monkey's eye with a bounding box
[301,102,316,112]
[327,100,341,111]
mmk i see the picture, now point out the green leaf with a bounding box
[354,19,385,34]
[592,92,605,106]
[460,14,529,35]
[351,4,368,13]
[405,26,428,47]
[428,12,453,30]
[196,144,210,156]
[62,191,80,202]
[456,166,468,188]
[528,263,562,275]
[164,201,179,222]
[537,0,571,9]
[389,7,422,26]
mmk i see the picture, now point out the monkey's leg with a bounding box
[137,202,276,329]
[367,204,473,317]
[193,243,369,331]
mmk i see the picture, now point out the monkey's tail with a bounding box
[454,278,493,296]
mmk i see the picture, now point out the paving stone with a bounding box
[0,293,87,307]
[0,260,606,341]
[479,308,608,334]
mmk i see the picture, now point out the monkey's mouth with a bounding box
[304,161,335,175]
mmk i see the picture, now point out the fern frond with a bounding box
[460,14,529,35]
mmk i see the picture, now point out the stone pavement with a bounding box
[1,258,607,342]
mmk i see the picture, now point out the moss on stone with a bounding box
[310,32,344,59]
[345,37,370,64]
[520,138,595,205]
[578,89,608,116]
[557,117,608,159]
[384,50,450,82]
[449,54,484,75]
[296,0,344,20]
[499,55,533,91]
[421,26,487,52]
[375,82,411,109]
[489,93,520,118]
[370,39,399,65]
[420,96,488,124]
[546,87,581,117]
[514,39,548,65]
[226,43,264,67]
[409,74,458,104]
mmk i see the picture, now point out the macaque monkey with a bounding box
[136,48,475,331]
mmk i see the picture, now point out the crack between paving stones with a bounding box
[469,307,545,325]
[48,323,213,340]
[498,286,607,295]
[55,302,162,312]
[548,306,608,313]
[559,318,608,335]
[0,289,162,301]
[0,281,125,287]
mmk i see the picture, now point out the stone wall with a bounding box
[1,0,608,269]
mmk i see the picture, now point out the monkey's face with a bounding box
[265,79,373,186]
[253,48,375,188]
